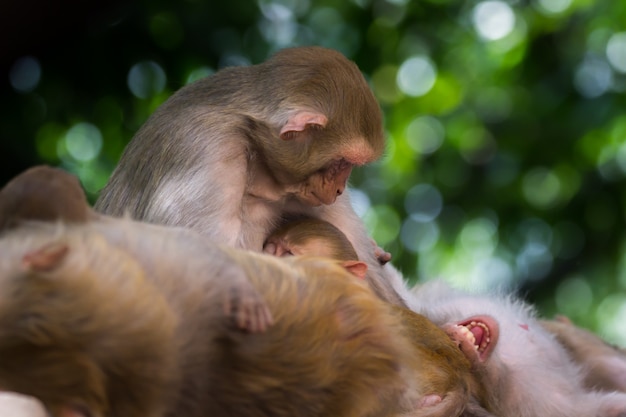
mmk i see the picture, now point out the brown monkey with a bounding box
[0,165,272,333]
[94,46,409,307]
[263,217,491,417]
[0,166,437,417]
[541,316,626,393]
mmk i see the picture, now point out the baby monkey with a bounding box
[264,218,492,417]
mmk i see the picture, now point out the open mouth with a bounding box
[447,315,498,363]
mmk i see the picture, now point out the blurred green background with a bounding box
[1,0,625,343]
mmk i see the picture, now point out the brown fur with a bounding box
[0,221,420,417]
[264,217,489,417]
[0,166,419,417]
[0,165,94,231]
[93,46,408,307]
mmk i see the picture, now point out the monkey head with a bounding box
[255,47,386,206]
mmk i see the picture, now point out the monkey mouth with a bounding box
[449,315,498,363]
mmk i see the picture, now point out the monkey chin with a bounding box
[444,315,499,364]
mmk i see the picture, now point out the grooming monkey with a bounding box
[263,217,495,417]
[407,281,626,417]
[0,166,447,417]
[94,46,408,306]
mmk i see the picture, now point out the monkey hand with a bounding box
[222,280,274,333]
[370,238,391,265]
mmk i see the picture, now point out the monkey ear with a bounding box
[279,111,328,140]
[22,242,69,272]
[342,260,368,279]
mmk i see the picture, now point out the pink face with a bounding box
[298,159,353,206]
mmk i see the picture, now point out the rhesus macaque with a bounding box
[263,218,493,417]
[94,46,408,307]
[407,281,626,417]
[0,165,272,333]
[542,316,626,393]
[0,165,94,230]
[0,166,441,417]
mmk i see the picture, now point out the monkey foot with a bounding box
[443,315,498,363]
[223,283,274,334]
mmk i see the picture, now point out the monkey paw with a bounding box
[222,283,274,333]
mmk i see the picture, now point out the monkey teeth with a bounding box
[456,320,491,353]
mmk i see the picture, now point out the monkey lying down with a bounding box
[264,217,626,417]
[0,165,479,417]
[408,280,626,417]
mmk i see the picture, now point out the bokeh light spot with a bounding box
[401,218,440,253]
[9,56,41,93]
[397,56,437,97]
[555,276,593,317]
[363,205,401,246]
[404,183,443,222]
[522,167,561,209]
[127,61,167,99]
[372,65,402,104]
[405,116,444,155]
[459,217,498,256]
[535,0,571,15]
[596,294,626,346]
[606,32,626,74]
[574,56,613,98]
[64,122,103,162]
[472,1,516,41]
[258,1,298,46]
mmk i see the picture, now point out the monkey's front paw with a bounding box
[223,284,274,333]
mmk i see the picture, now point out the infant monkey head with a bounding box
[263,218,367,279]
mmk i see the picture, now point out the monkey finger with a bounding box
[223,284,273,333]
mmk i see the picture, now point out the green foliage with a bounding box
[2,0,625,343]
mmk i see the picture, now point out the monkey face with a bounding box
[295,159,352,206]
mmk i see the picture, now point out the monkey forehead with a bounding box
[339,139,381,165]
